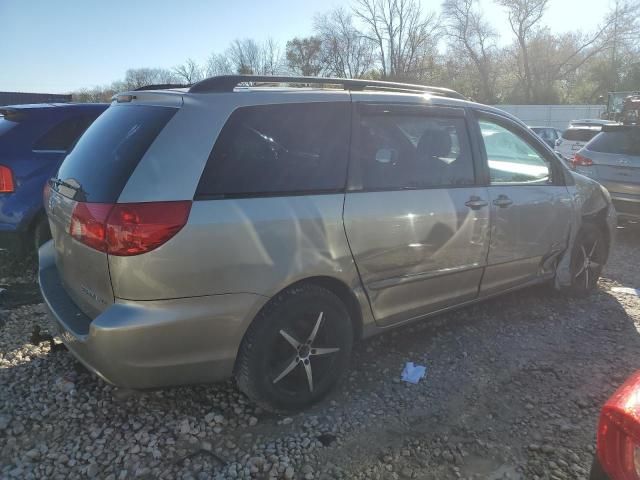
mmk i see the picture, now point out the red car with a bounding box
[591,371,640,479]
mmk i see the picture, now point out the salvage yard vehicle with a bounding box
[39,75,616,412]
[0,103,107,255]
[555,125,603,163]
[530,126,563,148]
[572,125,640,221]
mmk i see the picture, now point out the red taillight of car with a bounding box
[597,371,640,480]
[571,153,594,168]
[106,201,192,256]
[0,165,15,193]
[69,202,113,252]
[69,201,191,256]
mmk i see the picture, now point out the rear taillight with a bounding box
[70,202,112,252]
[69,201,191,256]
[571,152,593,168]
[597,371,640,480]
[0,165,15,193]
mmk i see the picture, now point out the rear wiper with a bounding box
[50,178,78,191]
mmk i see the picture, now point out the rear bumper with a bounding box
[38,241,268,389]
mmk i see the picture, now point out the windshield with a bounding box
[562,129,599,142]
[0,116,19,137]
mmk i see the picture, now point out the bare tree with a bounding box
[122,68,179,89]
[314,8,375,78]
[496,0,549,102]
[226,38,283,75]
[172,58,204,84]
[205,53,233,77]
[286,36,325,76]
[352,0,439,80]
[442,0,497,103]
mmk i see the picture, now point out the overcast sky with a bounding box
[0,0,612,93]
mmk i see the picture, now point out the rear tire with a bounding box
[564,223,607,296]
[235,284,353,412]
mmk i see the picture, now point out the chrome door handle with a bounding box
[493,195,513,208]
[465,196,489,210]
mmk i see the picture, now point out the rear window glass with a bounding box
[56,105,176,202]
[588,130,640,156]
[0,117,19,137]
[33,115,99,151]
[196,102,350,198]
[562,129,599,142]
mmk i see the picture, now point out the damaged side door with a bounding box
[471,111,574,295]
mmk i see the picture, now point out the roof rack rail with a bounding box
[188,75,465,100]
[134,83,190,91]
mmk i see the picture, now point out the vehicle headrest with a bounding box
[417,128,452,159]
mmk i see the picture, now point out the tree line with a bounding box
[73,0,640,105]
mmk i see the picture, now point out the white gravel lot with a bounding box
[1,222,639,480]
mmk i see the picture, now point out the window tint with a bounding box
[479,119,550,184]
[588,130,640,156]
[196,103,350,197]
[533,128,556,142]
[33,115,98,151]
[562,129,599,142]
[356,112,474,190]
[0,117,19,137]
[57,105,176,202]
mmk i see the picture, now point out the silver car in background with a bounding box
[572,125,640,221]
[39,76,616,412]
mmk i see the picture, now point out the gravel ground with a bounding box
[1,223,639,480]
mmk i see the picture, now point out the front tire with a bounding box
[235,284,353,412]
[566,223,607,296]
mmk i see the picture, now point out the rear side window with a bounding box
[33,115,99,152]
[562,129,599,142]
[355,112,474,190]
[588,130,640,156]
[196,102,350,198]
[56,105,176,202]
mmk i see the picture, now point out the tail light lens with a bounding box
[0,165,15,193]
[571,153,593,168]
[69,201,191,256]
[597,371,640,480]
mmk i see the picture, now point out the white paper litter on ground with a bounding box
[401,362,427,384]
[611,287,640,296]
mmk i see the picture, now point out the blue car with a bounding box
[0,103,108,255]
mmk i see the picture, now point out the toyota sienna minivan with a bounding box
[39,75,616,411]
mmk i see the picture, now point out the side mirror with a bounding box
[375,148,396,164]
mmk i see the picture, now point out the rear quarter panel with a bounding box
[108,195,365,301]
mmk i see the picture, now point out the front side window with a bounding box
[479,119,550,185]
[356,112,475,190]
[196,102,350,197]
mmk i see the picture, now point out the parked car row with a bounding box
[529,119,639,222]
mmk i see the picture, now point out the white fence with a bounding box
[492,104,606,130]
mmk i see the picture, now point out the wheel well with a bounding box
[581,208,611,257]
[287,276,364,341]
